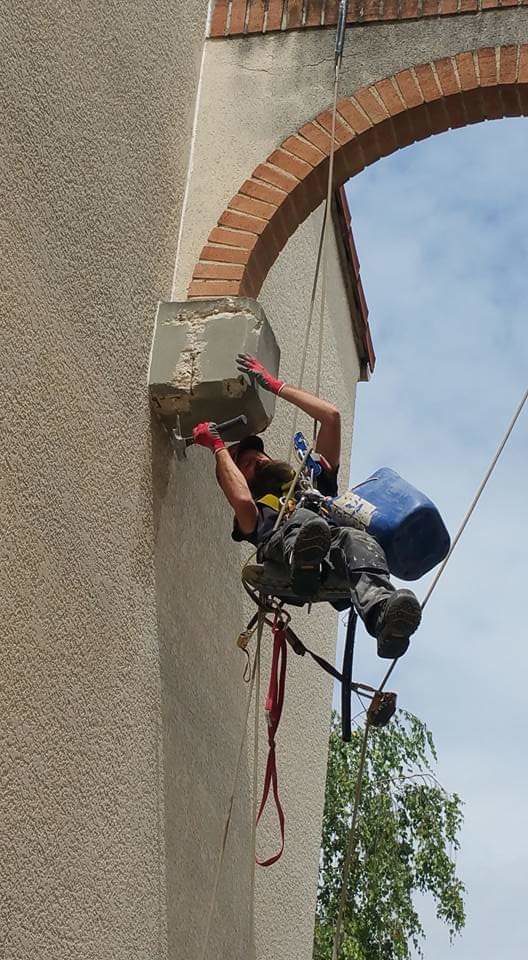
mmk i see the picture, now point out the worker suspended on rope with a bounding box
[193,354,422,659]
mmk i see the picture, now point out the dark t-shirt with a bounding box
[232,465,339,548]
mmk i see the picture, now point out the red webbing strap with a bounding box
[256,613,288,867]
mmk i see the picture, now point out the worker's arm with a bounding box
[214,448,258,533]
[193,422,258,534]
[277,383,340,470]
[236,354,341,470]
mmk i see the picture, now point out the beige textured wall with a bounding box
[0,1,208,956]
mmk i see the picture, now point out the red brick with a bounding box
[336,98,372,133]
[406,103,432,142]
[219,209,268,235]
[324,0,339,24]
[247,0,266,31]
[305,0,323,24]
[481,0,498,7]
[382,0,399,17]
[299,121,333,154]
[443,92,467,128]
[456,51,478,90]
[517,84,528,115]
[391,108,416,148]
[189,280,241,298]
[201,244,251,264]
[374,78,406,116]
[422,0,440,14]
[394,69,424,108]
[210,0,229,36]
[500,85,521,116]
[268,147,312,179]
[519,45,528,82]
[478,47,498,86]
[346,0,362,20]
[230,0,248,32]
[462,88,486,124]
[193,261,245,280]
[459,0,478,9]
[358,128,381,166]
[354,87,389,123]
[439,0,457,11]
[228,193,277,220]
[499,45,518,83]
[283,133,325,165]
[480,85,504,119]
[240,178,286,205]
[425,97,450,133]
[209,226,258,250]
[254,161,299,192]
[286,0,304,27]
[414,63,441,101]
[318,108,356,143]
[374,118,398,156]
[435,57,460,96]
[266,0,285,29]
[499,0,519,6]
[400,0,420,17]
[363,0,382,20]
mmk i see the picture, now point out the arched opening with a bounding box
[188,44,528,301]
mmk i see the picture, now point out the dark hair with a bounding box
[249,459,295,500]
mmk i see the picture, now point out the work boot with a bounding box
[373,589,422,659]
[289,517,331,597]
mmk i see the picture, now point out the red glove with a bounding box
[236,353,284,396]
[192,421,225,454]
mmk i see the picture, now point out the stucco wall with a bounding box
[0,1,208,957]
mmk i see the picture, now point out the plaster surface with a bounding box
[0,1,208,956]
[173,7,528,300]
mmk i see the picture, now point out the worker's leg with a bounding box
[327,527,393,623]
[262,508,331,595]
[328,527,421,658]
[262,509,322,561]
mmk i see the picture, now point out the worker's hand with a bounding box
[236,353,284,396]
[192,421,226,454]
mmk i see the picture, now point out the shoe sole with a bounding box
[377,591,422,659]
[291,519,331,597]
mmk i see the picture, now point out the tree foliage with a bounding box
[314,711,465,959]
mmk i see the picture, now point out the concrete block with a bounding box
[148,297,280,438]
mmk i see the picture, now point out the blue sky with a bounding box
[341,117,528,958]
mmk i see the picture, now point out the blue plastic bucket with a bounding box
[352,467,451,581]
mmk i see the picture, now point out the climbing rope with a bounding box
[288,1,349,460]
[330,382,528,959]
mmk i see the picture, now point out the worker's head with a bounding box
[231,435,295,497]
[230,435,270,484]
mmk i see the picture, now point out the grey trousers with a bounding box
[261,508,395,630]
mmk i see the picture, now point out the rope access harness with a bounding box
[198,0,528,949]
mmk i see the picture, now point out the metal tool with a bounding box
[168,414,248,460]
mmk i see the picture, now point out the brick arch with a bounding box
[189,44,528,300]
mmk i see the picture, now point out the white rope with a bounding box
[287,55,344,462]
[200,610,265,960]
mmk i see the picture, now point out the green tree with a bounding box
[314,711,465,959]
